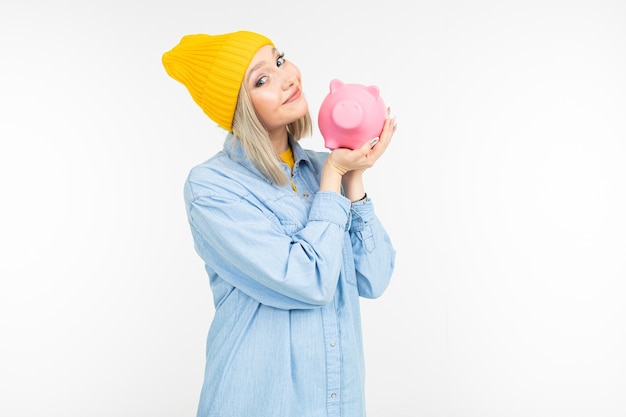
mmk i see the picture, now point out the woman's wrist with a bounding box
[342,169,365,202]
[319,160,344,194]
[351,193,367,203]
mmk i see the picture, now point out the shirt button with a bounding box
[330,393,337,399]
[330,341,336,347]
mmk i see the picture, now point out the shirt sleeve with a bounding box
[349,198,396,298]
[185,181,352,310]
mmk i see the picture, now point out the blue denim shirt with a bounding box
[184,133,396,417]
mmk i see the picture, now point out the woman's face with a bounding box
[245,45,308,133]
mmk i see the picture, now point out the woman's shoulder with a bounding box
[187,150,230,178]
[304,148,329,160]
[295,142,328,167]
[184,151,251,200]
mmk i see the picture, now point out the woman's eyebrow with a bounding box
[246,47,278,81]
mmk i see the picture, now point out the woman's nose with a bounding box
[281,71,296,89]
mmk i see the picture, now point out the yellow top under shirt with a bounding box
[279,147,298,192]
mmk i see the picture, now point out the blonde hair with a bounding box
[231,82,313,186]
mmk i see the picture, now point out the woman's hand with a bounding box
[319,110,397,194]
[327,110,397,175]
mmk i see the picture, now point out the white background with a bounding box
[1,0,625,416]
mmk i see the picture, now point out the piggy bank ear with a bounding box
[366,85,380,98]
[329,79,345,93]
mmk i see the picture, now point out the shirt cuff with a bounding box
[309,191,351,227]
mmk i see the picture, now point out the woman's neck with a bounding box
[269,129,289,155]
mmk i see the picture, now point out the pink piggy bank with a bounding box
[318,79,387,150]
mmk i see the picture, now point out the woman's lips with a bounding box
[284,88,302,104]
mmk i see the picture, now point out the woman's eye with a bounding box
[254,53,285,87]
[255,76,268,87]
[276,52,285,67]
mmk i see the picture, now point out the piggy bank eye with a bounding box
[276,52,285,67]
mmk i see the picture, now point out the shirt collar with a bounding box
[223,133,313,182]
[289,136,312,169]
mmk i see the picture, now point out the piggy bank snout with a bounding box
[318,79,387,150]
[331,101,364,130]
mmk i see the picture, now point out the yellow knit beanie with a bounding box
[162,31,274,131]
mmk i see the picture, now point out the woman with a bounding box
[162,30,397,417]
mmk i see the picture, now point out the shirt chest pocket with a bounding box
[278,220,302,236]
[268,193,309,235]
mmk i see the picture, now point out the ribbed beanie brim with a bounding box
[162,31,274,131]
